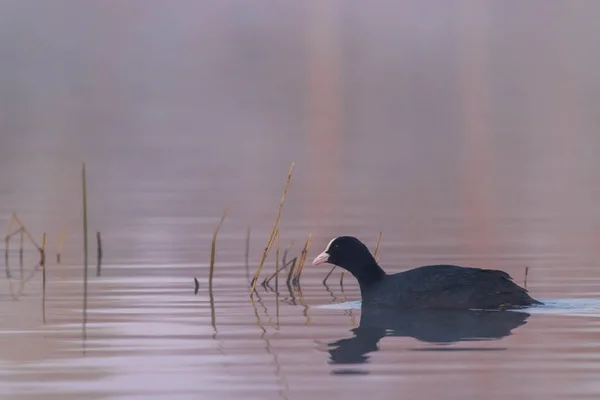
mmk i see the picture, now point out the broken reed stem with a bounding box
[5,213,15,267]
[245,226,251,283]
[293,233,312,283]
[286,257,297,284]
[4,239,8,278]
[209,285,217,335]
[57,229,66,263]
[263,257,297,286]
[96,232,102,259]
[4,228,22,240]
[19,264,42,295]
[323,266,336,284]
[282,241,294,270]
[250,162,295,296]
[40,232,46,266]
[82,163,89,331]
[42,232,46,324]
[373,231,383,262]
[524,266,529,289]
[209,208,228,287]
[274,229,280,293]
[12,214,42,251]
[19,228,24,267]
[5,214,16,275]
[5,213,15,240]
[96,232,102,277]
[4,213,44,276]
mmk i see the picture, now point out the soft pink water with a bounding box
[2,1,600,399]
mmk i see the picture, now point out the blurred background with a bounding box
[2,1,600,399]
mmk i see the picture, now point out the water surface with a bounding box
[2,1,600,399]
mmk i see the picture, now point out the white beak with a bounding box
[312,251,330,266]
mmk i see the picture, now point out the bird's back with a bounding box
[363,264,540,309]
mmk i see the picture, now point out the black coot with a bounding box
[313,236,543,310]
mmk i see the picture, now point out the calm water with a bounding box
[2,1,600,399]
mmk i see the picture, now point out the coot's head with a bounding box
[312,236,379,277]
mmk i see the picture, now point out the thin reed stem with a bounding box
[40,232,46,266]
[209,284,217,336]
[322,265,336,285]
[12,214,42,251]
[19,228,24,268]
[373,231,383,261]
[42,232,46,324]
[82,163,89,340]
[263,257,297,286]
[250,162,295,296]
[245,226,251,283]
[274,229,281,293]
[282,241,294,271]
[96,232,102,277]
[57,228,66,264]
[293,233,312,284]
[209,208,228,286]
[286,258,297,284]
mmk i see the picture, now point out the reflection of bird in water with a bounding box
[327,305,530,367]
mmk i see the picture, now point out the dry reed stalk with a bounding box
[250,162,295,296]
[286,257,297,284]
[249,294,267,334]
[42,232,47,324]
[322,266,336,285]
[263,256,297,286]
[245,226,251,283]
[524,266,529,289]
[274,229,280,293]
[82,163,89,330]
[18,264,42,295]
[19,228,24,267]
[96,232,102,258]
[373,231,383,262]
[275,286,280,329]
[12,214,42,251]
[40,232,46,265]
[293,233,312,284]
[96,232,102,277]
[4,214,45,282]
[5,228,22,240]
[5,213,15,238]
[7,229,22,239]
[5,214,16,273]
[263,240,294,285]
[209,282,217,334]
[209,208,228,286]
[5,213,43,277]
[282,240,294,270]
[57,228,66,263]
[5,213,15,261]
[57,229,67,280]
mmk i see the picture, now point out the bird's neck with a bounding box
[354,263,386,291]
